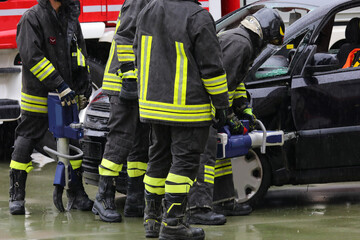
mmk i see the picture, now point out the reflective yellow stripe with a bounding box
[139,99,212,122]
[127,161,147,177]
[102,80,122,92]
[99,166,119,176]
[167,173,193,186]
[122,69,137,79]
[118,54,135,62]
[234,92,247,99]
[215,158,232,167]
[165,184,190,194]
[204,165,214,175]
[21,101,48,114]
[30,57,48,75]
[204,174,214,184]
[128,169,146,177]
[21,92,47,105]
[37,63,55,81]
[145,184,165,195]
[238,83,246,90]
[204,165,214,184]
[127,161,148,171]
[10,160,33,173]
[102,39,122,94]
[140,108,211,122]
[77,47,86,67]
[144,174,166,187]
[100,158,123,172]
[202,74,228,95]
[174,41,188,105]
[70,159,82,170]
[229,90,235,107]
[167,203,181,213]
[215,166,233,177]
[140,35,152,100]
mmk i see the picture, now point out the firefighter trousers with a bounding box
[99,96,149,177]
[10,114,84,172]
[143,124,209,197]
[188,126,236,209]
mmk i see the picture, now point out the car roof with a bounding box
[283,0,356,40]
[249,0,351,8]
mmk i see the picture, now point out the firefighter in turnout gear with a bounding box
[134,0,229,238]
[10,0,93,215]
[92,0,151,222]
[188,8,285,223]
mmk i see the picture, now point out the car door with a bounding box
[290,3,360,170]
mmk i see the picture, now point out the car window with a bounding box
[310,5,360,72]
[254,32,307,80]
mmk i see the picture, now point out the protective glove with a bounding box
[77,95,89,110]
[118,63,138,100]
[240,105,256,131]
[213,108,228,129]
[227,113,246,135]
[56,81,76,106]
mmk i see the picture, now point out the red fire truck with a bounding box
[0,0,245,161]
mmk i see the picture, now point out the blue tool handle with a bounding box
[53,161,77,187]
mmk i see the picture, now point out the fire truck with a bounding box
[0,0,246,161]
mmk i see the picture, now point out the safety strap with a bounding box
[342,48,360,68]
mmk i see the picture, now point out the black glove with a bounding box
[213,108,228,129]
[118,63,138,100]
[56,81,76,106]
[227,113,245,135]
[240,105,256,131]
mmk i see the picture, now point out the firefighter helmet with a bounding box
[241,8,285,46]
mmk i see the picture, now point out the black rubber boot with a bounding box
[66,169,94,211]
[92,176,122,222]
[144,190,163,238]
[187,207,226,225]
[159,194,205,240]
[213,199,252,216]
[9,169,27,215]
[124,175,145,217]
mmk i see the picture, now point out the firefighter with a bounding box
[91,0,151,222]
[187,8,285,224]
[10,0,93,215]
[134,0,229,239]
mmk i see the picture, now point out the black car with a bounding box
[81,0,360,205]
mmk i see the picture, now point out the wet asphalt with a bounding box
[1,154,360,240]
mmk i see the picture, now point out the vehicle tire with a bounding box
[87,57,105,90]
[231,149,271,207]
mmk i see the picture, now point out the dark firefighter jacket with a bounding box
[218,26,256,109]
[16,0,89,116]
[134,0,229,127]
[102,0,151,96]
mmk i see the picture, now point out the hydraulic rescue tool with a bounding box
[217,119,284,202]
[44,93,84,212]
